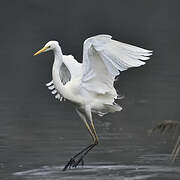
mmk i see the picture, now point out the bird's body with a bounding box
[51,55,115,116]
[34,34,152,170]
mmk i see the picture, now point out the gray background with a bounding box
[0,0,180,179]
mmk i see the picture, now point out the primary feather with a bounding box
[81,35,152,97]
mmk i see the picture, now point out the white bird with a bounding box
[33,34,152,171]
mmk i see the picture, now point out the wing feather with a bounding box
[81,34,152,95]
[59,62,71,85]
[46,55,82,101]
[63,55,82,78]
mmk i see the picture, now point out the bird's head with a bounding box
[33,41,59,56]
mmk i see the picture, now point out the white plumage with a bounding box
[34,34,152,170]
[44,35,152,115]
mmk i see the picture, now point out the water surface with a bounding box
[0,94,179,180]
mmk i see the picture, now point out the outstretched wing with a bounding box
[81,34,152,95]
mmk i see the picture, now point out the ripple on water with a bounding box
[13,163,180,180]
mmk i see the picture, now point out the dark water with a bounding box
[0,92,179,180]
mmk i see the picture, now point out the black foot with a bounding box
[62,158,76,171]
[62,143,97,171]
[72,156,84,168]
[62,157,84,171]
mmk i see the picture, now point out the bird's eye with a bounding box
[48,46,51,48]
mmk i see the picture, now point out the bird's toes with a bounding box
[71,159,77,168]
[73,157,84,168]
[62,158,76,171]
[69,158,76,169]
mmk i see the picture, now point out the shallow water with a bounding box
[13,164,180,180]
[0,95,180,180]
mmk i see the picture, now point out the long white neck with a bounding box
[52,45,66,97]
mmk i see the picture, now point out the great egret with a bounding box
[33,34,152,171]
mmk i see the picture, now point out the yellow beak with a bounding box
[33,47,48,56]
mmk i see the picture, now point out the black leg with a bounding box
[62,107,98,171]
[62,143,95,171]
[72,141,98,168]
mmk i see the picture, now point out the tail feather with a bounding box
[104,103,122,113]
